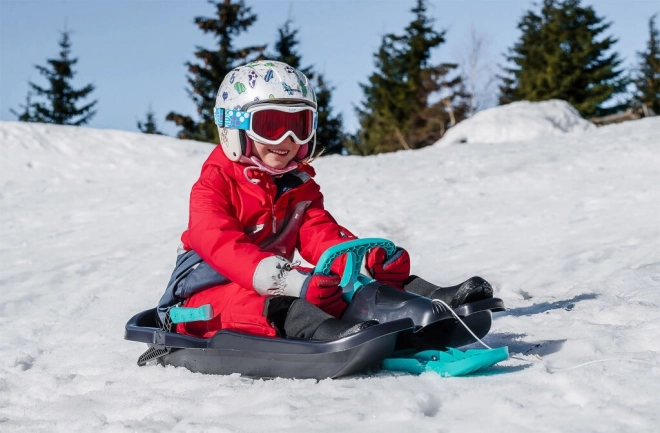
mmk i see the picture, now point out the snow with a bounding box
[435,99,595,146]
[1,102,660,431]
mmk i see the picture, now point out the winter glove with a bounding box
[278,265,347,318]
[365,247,411,289]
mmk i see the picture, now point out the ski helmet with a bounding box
[214,60,318,162]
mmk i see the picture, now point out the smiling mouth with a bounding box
[268,149,289,156]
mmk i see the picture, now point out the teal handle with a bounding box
[313,238,396,301]
[169,304,214,324]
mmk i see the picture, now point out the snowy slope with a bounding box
[1,105,659,432]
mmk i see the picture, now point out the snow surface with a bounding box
[435,99,595,146]
[1,105,660,432]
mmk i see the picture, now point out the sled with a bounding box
[125,308,414,379]
[125,238,506,378]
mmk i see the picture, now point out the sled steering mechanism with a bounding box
[314,238,397,301]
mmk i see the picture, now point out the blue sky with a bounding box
[1,0,658,136]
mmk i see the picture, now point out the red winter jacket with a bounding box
[180,146,356,293]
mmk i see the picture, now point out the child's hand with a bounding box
[283,266,347,317]
[365,247,411,289]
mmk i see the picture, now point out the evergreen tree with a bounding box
[10,92,41,122]
[268,18,345,155]
[137,107,163,134]
[499,0,627,118]
[314,74,345,155]
[166,0,265,143]
[348,0,467,155]
[267,18,309,75]
[632,15,660,114]
[12,29,97,125]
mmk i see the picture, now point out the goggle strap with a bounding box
[213,107,223,127]
[214,107,251,130]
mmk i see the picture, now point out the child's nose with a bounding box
[281,137,296,147]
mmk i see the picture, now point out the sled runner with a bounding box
[125,238,507,378]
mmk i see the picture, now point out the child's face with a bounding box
[252,137,299,169]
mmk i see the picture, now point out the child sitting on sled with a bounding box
[157,60,492,340]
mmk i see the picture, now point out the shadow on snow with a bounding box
[500,292,599,317]
[465,293,601,361]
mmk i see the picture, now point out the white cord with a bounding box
[433,299,536,364]
[544,357,658,373]
[432,299,493,350]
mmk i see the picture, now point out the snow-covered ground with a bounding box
[1,103,659,432]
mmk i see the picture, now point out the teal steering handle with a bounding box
[313,238,396,301]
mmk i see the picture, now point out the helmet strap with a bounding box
[239,130,249,157]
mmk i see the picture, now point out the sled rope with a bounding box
[434,299,539,365]
[544,357,658,374]
[433,299,493,350]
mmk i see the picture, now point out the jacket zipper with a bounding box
[266,181,278,234]
[267,176,306,234]
[272,204,277,233]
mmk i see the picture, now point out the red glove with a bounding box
[365,247,411,289]
[291,266,347,318]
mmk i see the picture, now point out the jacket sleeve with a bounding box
[296,183,357,275]
[185,166,277,292]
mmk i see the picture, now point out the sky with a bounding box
[2,100,659,431]
[1,0,658,136]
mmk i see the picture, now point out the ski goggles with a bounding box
[214,104,318,145]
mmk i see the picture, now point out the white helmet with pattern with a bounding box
[214,60,317,162]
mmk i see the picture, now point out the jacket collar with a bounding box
[204,145,316,184]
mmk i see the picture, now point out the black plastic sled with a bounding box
[125,238,505,379]
[125,308,414,379]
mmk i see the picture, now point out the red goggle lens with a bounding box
[251,109,314,142]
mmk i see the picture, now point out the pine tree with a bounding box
[499,0,627,118]
[348,0,467,155]
[268,18,308,74]
[632,15,660,114]
[166,0,265,143]
[137,108,163,135]
[12,29,97,125]
[314,74,345,155]
[10,92,41,122]
[268,18,345,155]
[266,18,312,81]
